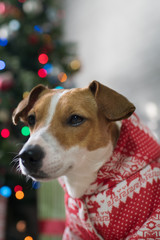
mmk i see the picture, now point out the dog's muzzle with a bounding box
[19,144,45,174]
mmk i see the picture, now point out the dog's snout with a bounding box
[20,145,45,171]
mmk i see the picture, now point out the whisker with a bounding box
[26,176,30,182]
[8,151,19,155]
[10,155,20,166]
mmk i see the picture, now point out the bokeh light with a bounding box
[16,220,27,232]
[9,20,21,31]
[54,86,64,89]
[32,181,40,189]
[21,126,30,136]
[14,185,23,193]
[38,53,48,64]
[43,63,53,74]
[15,190,24,200]
[0,38,8,47]
[0,186,12,198]
[58,72,67,82]
[38,68,47,78]
[0,60,6,70]
[23,91,29,99]
[34,25,43,33]
[0,2,5,14]
[24,236,33,240]
[70,59,81,71]
[18,0,26,2]
[1,128,10,138]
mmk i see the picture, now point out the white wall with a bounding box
[64,0,160,137]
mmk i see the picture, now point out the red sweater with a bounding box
[61,114,160,240]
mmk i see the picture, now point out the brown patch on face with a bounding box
[49,88,114,151]
[27,90,62,133]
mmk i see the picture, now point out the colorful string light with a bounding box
[15,190,24,200]
[38,53,48,64]
[16,220,27,233]
[1,129,10,138]
[14,185,23,193]
[21,126,30,136]
[54,86,64,89]
[24,236,33,240]
[0,38,8,47]
[70,59,81,71]
[43,63,53,74]
[0,60,6,70]
[0,186,12,198]
[32,181,40,190]
[38,68,47,78]
[34,25,43,33]
[0,2,5,14]
[58,72,67,82]
[18,0,26,3]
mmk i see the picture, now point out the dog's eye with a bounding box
[67,115,85,127]
[28,114,36,127]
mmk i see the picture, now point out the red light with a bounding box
[38,54,48,64]
[38,69,47,78]
[0,3,6,14]
[18,0,26,2]
[1,129,10,138]
[14,185,23,193]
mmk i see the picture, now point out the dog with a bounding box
[12,81,160,240]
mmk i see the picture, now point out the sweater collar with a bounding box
[84,114,160,196]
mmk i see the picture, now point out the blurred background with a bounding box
[0,0,160,239]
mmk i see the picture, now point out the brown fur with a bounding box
[12,81,135,151]
[49,88,111,150]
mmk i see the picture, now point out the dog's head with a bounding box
[12,81,135,182]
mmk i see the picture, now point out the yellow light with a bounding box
[16,220,26,232]
[15,190,24,200]
[58,72,67,83]
[24,236,33,240]
[70,59,81,71]
[23,91,29,99]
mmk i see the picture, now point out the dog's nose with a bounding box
[20,145,45,171]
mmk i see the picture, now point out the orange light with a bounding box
[16,220,26,232]
[58,72,67,83]
[24,236,33,240]
[15,190,24,200]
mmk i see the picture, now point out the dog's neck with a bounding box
[61,141,114,198]
[60,122,121,198]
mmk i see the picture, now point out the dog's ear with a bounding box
[12,84,48,125]
[89,80,135,121]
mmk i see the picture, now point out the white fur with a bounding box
[61,142,113,198]
[45,90,69,125]
[21,127,113,198]
[19,90,114,198]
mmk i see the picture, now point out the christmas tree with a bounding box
[0,0,80,239]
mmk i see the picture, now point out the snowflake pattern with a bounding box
[61,114,160,240]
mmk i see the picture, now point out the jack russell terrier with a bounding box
[12,81,160,240]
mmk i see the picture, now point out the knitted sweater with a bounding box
[61,114,160,240]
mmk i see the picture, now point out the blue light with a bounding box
[34,25,43,34]
[0,38,8,47]
[54,86,64,89]
[0,186,12,198]
[44,63,53,74]
[0,60,6,70]
[32,181,40,189]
